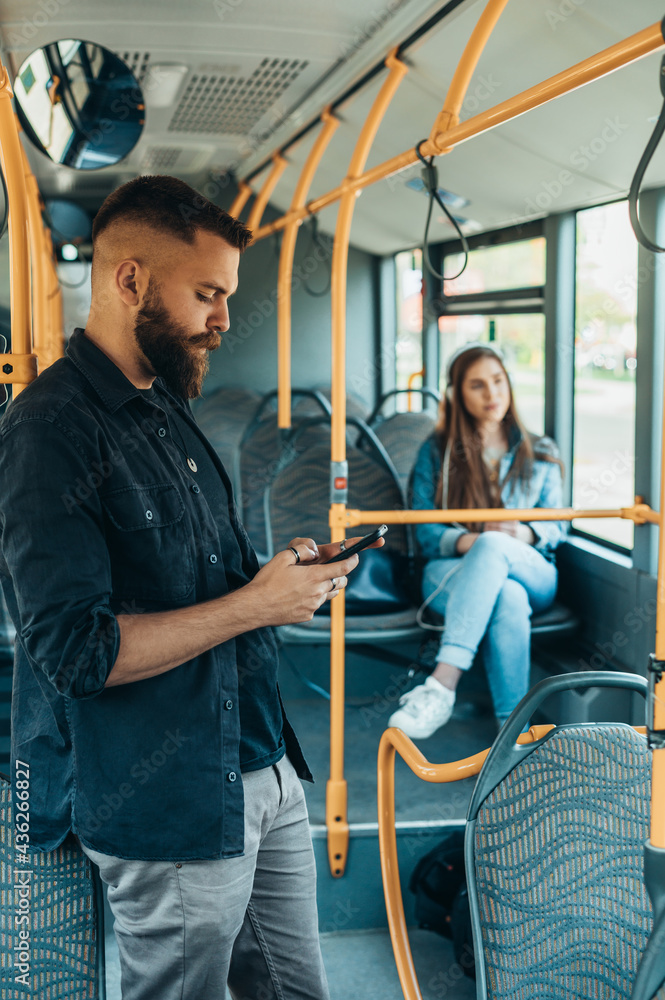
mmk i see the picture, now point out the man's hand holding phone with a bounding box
[247,527,387,625]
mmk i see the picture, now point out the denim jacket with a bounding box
[412,429,565,563]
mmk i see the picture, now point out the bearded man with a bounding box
[0,175,364,1000]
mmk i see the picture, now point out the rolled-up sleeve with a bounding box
[0,417,119,699]
[412,437,466,559]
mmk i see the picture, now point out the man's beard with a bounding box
[133,282,220,399]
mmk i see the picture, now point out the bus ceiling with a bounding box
[0,0,664,255]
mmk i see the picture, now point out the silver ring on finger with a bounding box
[330,578,337,592]
[288,546,300,564]
[339,539,346,552]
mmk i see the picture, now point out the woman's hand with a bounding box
[483,522,536,544]
[455,532,479,554]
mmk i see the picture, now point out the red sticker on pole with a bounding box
[334,477,347,490]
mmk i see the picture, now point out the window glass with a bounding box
[573,201,637,549]
[395,249,423,411]
[438,313,545,437]
[443,237,546,295]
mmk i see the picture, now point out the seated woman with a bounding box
[388,343,564,739]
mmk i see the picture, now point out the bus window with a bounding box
[438,235,547,434]
[573,200,637,550]
[395,249,423,410]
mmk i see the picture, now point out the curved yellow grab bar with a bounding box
[377,724,554,1000]
[245,154,287,235]
[429,0,511,142]
[251,22,664,242]
[277,109,339,429]
[229,179,253,220]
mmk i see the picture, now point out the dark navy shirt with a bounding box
[140,385,285,772]
[0,329,310,861]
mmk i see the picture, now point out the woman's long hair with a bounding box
[434,346,562,524]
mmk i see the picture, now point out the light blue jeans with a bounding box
[422,531,558,721]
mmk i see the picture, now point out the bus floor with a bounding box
[101,896,476,1000]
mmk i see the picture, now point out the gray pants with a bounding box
[79,755,329,1000]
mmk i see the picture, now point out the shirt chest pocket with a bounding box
[101,483,195,602]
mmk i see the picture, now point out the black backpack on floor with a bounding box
[408,829,476,978]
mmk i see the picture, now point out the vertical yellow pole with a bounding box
[277,110,339,429]
[651,393,665,846]
[327,50,408,877]
[0,66,35,395]
[229,179,253,220]
[22,171,47,370]
[245,154,288,235]
[18,124,63,371]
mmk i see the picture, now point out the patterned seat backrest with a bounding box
[0,774,105,999]
[193,386,262,476]
[267,441,408,558]
[471,725,652,1000]
[373,412,435,494]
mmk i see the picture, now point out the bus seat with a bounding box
[192,385,262,484]
[367,387,440,495]
[267,419,424,649]
[237,389,334,560]
[370,411,437,495]
[465,672,651,1000]
[312,385,369,422]
[0,773,106,998]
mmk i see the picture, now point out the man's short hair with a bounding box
[92,174,252,252]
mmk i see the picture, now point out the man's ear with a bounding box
[115,259,149,307]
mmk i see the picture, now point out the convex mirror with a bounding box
[14,40,144,170]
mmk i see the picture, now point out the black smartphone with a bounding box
[324,525,388,563]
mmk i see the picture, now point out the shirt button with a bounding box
[209,554,218,564]
[191,484,201,494]
[175,863,182,869]
[224,700,233,710]
[145,510,153,521]
[158,427,167,438]
[228,771,237,782]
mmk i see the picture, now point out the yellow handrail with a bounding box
[377,725,555,1000]
[428,0,511,142]
[246,154,288,235]
[0,66,36,395]
[277,109,339,429]
[332,501,659,529]
[20,138,64,372]
[229,179,253,220]
[406,369,424,412]
[249,21,664,242]
[327,48,409,878]
[652,253,665,845]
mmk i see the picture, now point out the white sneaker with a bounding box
[387,676,456,739]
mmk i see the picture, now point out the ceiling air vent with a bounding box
[116,51,151,86]
[168,57,309,135]
[141,147,182,171]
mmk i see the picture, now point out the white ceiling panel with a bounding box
[2,0,665,252]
